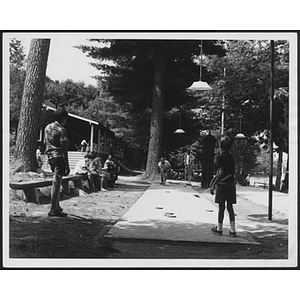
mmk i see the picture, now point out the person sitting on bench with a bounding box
[89,152,107,191]
[74,153,97,192]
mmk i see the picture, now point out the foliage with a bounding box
[9,39,26,138]
[253,146,279,175]
[161,40,289,184]
[44,78,98,110]
[9,38,26,68]
[204,40,289,180]
[232,138,261,184]
[78,40,225,110]
[211,40,288,141]
[77,40,226,170]
[168,139,202,171]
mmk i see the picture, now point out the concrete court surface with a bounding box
[105,182,258,245]
[235,186,290,218]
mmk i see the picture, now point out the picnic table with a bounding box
[10,174,87,203]
[254,181,269,189]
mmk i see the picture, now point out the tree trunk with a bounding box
[14,39,50,172]
[144,46,166,181]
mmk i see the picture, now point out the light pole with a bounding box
[221,67,226,136]
[268,40,274,221]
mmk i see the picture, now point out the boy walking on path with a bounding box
[210,136,237,236]
[44,108,70,217]
[158,157,171,185]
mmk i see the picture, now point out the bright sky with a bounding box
[7,33,102,86]
[6,32,296,89]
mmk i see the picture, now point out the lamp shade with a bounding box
[235,132,247,139]
[187,80,212,91]
[174,128,185,134]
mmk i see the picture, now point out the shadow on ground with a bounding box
[9,179,288,261]
[10,214,121,258]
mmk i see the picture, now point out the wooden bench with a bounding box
[10,174,87,203]
[254,181,269,189]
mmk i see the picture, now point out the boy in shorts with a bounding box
[44,108,70,217]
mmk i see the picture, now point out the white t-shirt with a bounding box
[158,160,171,170]
[74,159,89,174]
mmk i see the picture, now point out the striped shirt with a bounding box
[44,121,68,159]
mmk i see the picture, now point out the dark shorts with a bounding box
[185,165,193,176]
[49,157,66,176]
[215,182,237,204]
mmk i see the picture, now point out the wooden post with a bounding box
[23,188,39,203]
[268,40,274,221]
[98,128,101,154]
[38,127,43,142]
[104,131,107,154]
[90,124,94,152]
[61,181,70,194]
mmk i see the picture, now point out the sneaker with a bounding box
[211,226,223,235]
[229,231,237,237]
[48,211,68,217]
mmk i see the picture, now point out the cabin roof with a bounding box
[43,104,114,135]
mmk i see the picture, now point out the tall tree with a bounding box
[14,39,50,172]
[77,39,225,179]
[145,43,166,180]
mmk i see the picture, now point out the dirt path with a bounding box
[8,175,288,263]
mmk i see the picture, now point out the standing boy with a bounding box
[184,149,195,186]
[210,136,237,236]
[44,108,70,217]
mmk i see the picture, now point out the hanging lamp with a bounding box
[174,107,185,134]
[174,128,185,134]
[235,132,247,139]
[187,40,212,91]
[235,111,246,139]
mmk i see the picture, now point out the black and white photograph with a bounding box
[2,31,298,270]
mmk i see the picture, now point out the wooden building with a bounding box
[39,105,124,162]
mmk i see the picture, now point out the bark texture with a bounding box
[14,39,50,172]
[144,46,166,181]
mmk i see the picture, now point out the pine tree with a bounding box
[77,39,225,179]
[14,39,50,172]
